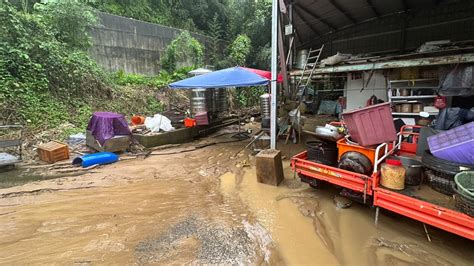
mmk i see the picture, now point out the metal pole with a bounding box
[270,0,278,149]
[288,3,293,69]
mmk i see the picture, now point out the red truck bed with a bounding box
[291,125,474,240]
[291,151,374,196]
[373,178,474,240]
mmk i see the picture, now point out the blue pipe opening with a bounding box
[72,152,119,168]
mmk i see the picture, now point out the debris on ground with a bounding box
[135,216,258,264]
[235,159,250,168]
[333,195,352,209]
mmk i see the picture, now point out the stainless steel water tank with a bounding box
[205,89,214,113]
[214,88,228,112]
[295,49,309,69]
[260,93,271,118]
[191,88,207,115]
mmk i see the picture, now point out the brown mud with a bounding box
[0,134,472,265]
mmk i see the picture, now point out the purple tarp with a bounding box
[87,112,131,145]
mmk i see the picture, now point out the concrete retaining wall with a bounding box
[89,12,213,75]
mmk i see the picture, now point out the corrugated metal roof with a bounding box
[284,0,460,48]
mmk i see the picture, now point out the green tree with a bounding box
[208,13,223,65]
[35,0,97,50]
[160,31,204,72]
[229,34,251,66]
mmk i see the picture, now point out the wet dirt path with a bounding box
[0,137,472,264]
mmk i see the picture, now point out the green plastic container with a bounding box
[454,171,474,200]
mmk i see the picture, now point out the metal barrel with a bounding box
[191,88,208,115]
[295,49,309,69]
[214,88,228,112]
[260,93,271,118]
[205,89,215,113]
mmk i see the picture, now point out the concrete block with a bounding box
[256,149,284,186]
[133,127,194,148]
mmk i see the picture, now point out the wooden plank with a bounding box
[277,15,289,96]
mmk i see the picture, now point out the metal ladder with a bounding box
[296,45,324,89]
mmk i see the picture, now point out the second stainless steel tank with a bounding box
[205,89,214,113]
[214,88,228,113]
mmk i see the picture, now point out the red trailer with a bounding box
[291,125,474,240]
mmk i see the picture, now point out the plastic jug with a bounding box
[380,159,406,190]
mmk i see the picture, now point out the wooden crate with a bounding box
[37,141,69,163]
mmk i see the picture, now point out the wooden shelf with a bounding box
[392,112,439,116]
[391,87,438,89]
[391,95,437,100]
[390,78,438,83]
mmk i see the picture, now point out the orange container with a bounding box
[337,138,382,166]
[131,115,145,125]
[184,117,196,128]
[37,141,69,164]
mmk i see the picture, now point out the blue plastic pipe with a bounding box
[72,152,119,168]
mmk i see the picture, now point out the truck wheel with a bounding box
[298,173,321,189]
[338,151,372,175]
[422,150,474,176]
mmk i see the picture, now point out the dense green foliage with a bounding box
[37,0,98,50]
[160,31,204,73]
[235,86,267,107]
[113,67,192,87]
[0,1,175,134]
[0,1,110,128]
[229,34,251,66]
[1,0,273,136]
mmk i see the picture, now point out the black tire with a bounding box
[298,173,321,189]
[338,151,372,175]
[421,150,474,176]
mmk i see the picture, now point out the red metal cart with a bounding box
[291,125,474,240]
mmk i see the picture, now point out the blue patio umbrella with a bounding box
[169,66,269,89]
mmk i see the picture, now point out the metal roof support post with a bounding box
[270,0,278,150]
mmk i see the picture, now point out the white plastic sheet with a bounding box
[144,114,175,132]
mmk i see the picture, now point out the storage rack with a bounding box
[387,78,440,117]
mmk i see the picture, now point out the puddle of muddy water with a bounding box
[0,178,236,264]
[0,148,472,265]
[0,163,92,189]
[220,165,339,265]
[220,162,474,266]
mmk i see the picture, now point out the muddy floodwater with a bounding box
[0,138,472,264]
